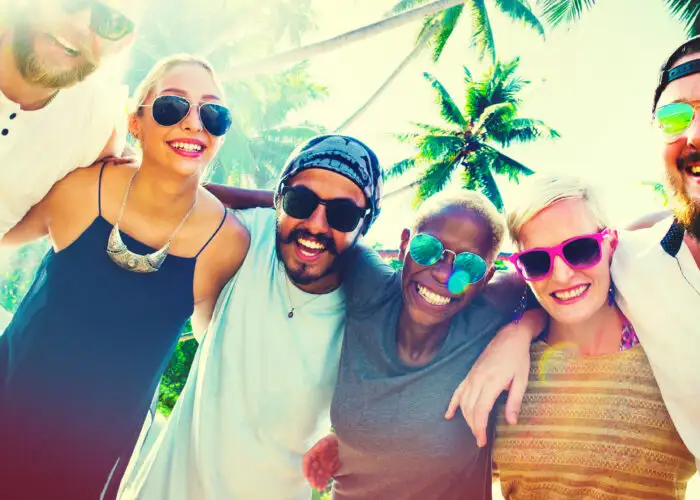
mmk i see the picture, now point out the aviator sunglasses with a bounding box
[280,185,369,233]
[61,1,134,41]
[655,101,700,143]
[509,228,611,282]
[140,95,232,137]
[409,233,488,294]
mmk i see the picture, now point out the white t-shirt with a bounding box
[0,72,127,238]
[612,217,700,464]
[119,208,346,500]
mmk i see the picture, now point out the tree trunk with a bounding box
[220,0,465,79]
[384,177,427,200]
[334,24,439,132]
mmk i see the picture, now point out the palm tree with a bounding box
[389,58,560,210]
[538,0,700,36]
[640,180,670,206]
[390,0,544,63]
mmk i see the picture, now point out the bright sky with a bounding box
[286,0,686,248]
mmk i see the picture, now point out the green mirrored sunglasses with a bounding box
[655,101,699,143]
[408,233,488,294]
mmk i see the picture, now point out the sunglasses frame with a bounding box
[139,95,232,137]
[408,233,488,285]
[509,228,611,282]
[280,185,370,233]
[61,1,134,41]
[654,101,700,143]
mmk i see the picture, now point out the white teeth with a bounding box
[553,284,588,301]
[690,165,700,174]
[298,237,325,251]
[53,35,78,52]
[170,142,203,152]
[416,284,451,306]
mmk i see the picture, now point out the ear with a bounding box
[128,112,141,143]
[398,228,410,261]
[608,229,619,257]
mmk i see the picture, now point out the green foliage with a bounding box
[0,240,50,313]
[391,59,559,210]
[640,180,670,207]
[389,258,404,270]
[158,334,199,415]
[391,0,544,62]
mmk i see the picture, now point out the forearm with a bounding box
[626,209,672,231]
[204,183,274,210]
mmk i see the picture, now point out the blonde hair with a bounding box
[130,53,224,114]
[413,190,506,260]
[506,174,609,243]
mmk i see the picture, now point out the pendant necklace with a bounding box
[283,271,324,318]
[106,170,197,273]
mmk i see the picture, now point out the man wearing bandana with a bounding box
[445,36,700,469]
[120,134,386,500]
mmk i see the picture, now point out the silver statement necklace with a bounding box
[106,170,197,273]
[283,271,324,319]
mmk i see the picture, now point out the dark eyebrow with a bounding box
[160,88,221,102]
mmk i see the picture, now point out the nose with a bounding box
[430,255,452,285]
[550,255,575,283]
[304,204,331,235]
[180,104,204,132]
[63,7,101,63]
[685,111,700,150]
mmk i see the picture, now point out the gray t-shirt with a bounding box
[330,247,510,500]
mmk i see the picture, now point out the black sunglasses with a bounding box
[140,95,232,137]
[280,185,369,233]
[61,1,134,41]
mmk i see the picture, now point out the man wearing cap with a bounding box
[444,36,700,467]
[120,134,384,500]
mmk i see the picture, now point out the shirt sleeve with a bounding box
[343,245,400,312]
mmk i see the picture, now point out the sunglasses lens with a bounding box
[517,251,551,281]
[325,201,364,233]
[282,187,319,220]
[656,102,694,141]
[454,253,487,283]
[200,103,232,137]
[409,234,443,266]
[91,3,133,41]
[562,237,601,268]
[152,96,190,127]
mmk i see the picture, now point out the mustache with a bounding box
[280,228,337,255]
[677,151,700,172]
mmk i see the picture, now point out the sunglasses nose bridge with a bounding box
[179,102,203,132]
[550,253,576,281]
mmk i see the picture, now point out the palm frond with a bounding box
[410,122,455,135]
[538,0,597,27]
[493,0,545,37]
[416,157,460,202]
[473,102,516,136]
[481,145,535,179]
[665,0,700,37]
[468,0,496,62]
[416,134,464,161]
[431,5,465,61]
[488,117,560,146]
[388,158,418,178]
[390,0,431,14]
[423,73,467,127]
[476,167,505,210]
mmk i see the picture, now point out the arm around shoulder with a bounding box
[191,211,251,336]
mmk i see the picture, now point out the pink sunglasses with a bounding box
[509,229,612,282]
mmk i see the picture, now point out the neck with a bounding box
[292,273,341,295]
[0,33,58,110]
[128,160,200,220]
[547,304,623,356]
[395,308,450,366]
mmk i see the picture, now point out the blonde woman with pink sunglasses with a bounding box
[492,174,695,499]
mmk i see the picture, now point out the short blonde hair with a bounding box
[506,174,609,243]
[413,190,506,261]
[131,53,224,114]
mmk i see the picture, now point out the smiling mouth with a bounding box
[416,283,453,306]
[684,164,700,177]
[49,34,80,56]
[168,141,205,153]
[551,284,590,302]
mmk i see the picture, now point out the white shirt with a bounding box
[0,72,127,238]
[119,208,346,500]
[612,217,700,464]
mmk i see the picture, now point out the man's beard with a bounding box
[669,155,700,240]
[275,225,352,287]
[12,22,97,89]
